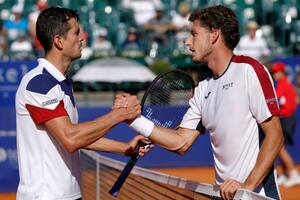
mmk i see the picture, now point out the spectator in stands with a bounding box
[121,0,163,26]
[235,21,270,62]
[270,62,300,188]
[172,2,190,51]
[10,31,33,59]
[122,27,142,51]
[4,4,28,41]
[28,0,48,57]
[144,4,174,45]
[92,27,113,51]
[0,20,8,59]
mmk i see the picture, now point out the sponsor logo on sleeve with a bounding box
[42,98,58,107]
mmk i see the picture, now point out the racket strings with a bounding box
[143,76,194,129]
[146,79,193,106]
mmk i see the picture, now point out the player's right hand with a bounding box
[126,95,141,121]
[112,93,129,109]
[114,93,141,121]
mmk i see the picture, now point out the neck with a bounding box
[44,52,71,76]
[207,47,233,77]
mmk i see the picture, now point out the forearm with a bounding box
[69,109,128,149]
[149,127,199,155]
[84,137,129,154]
[244,118,284,190]
[45,109,128,153]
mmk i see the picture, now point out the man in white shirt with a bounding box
[16,7,149,200]
[235,21,270,61]
[115,5,283,200]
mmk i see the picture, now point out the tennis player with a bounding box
[15,7,149,200]
[116,5,283,200]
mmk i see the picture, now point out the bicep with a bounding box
[44,116,74,150]
[260,116,283,139]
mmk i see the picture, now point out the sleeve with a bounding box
[247,65,280,123]
[180,84,203,130]
[24,75,68,124]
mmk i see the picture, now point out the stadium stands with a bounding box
[0,0,299,87]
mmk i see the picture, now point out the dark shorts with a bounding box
[280,114,297,145]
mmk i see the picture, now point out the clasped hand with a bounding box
[113,93,141,122]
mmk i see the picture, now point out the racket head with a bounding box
[140,69,195,129]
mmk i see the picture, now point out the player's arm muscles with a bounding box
[243,116,284,190]
[84,137,129,154]
[44,108,135,153]
[149,126,201,155]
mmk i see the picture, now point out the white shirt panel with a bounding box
[180,85,203,129]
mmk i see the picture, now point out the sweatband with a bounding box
[129,116,154,137]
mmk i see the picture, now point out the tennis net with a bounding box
[80,150,275,200]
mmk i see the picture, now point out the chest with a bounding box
[201,72,248,129]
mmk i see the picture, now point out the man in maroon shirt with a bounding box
[271,61,300,187]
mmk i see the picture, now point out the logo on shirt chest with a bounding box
[222,82,234,90]
[204,91,211,99]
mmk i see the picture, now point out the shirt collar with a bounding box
[38,58,66,82]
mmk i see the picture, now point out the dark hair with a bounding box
[189,5,240,50]
[36,7,79,52]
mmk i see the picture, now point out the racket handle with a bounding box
[109,155,139,197]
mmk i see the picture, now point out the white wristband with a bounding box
[129,116,154,137]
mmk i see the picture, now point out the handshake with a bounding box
[112,92,155,138]
[112,93,142,123]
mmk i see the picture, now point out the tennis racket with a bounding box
[109,69,196,197]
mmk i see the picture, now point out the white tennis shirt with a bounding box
[180,55,280,197]
[15,58,81,200]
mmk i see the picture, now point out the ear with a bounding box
[211,28,220,45]
[53,35,63,50]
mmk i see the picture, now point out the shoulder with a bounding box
[196,77,211,93]
[232,55,266,71]
[26,69,59,95]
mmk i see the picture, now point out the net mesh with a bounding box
[80,150,275,200]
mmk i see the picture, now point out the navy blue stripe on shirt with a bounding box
[26,74,58,94]
[26,68,75,107]
[60,80,75,107]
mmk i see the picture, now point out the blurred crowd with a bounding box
[0,0,190,61]
[0,0,281,65]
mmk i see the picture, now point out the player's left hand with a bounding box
[125,135,153,157]
[219,178,243,200]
